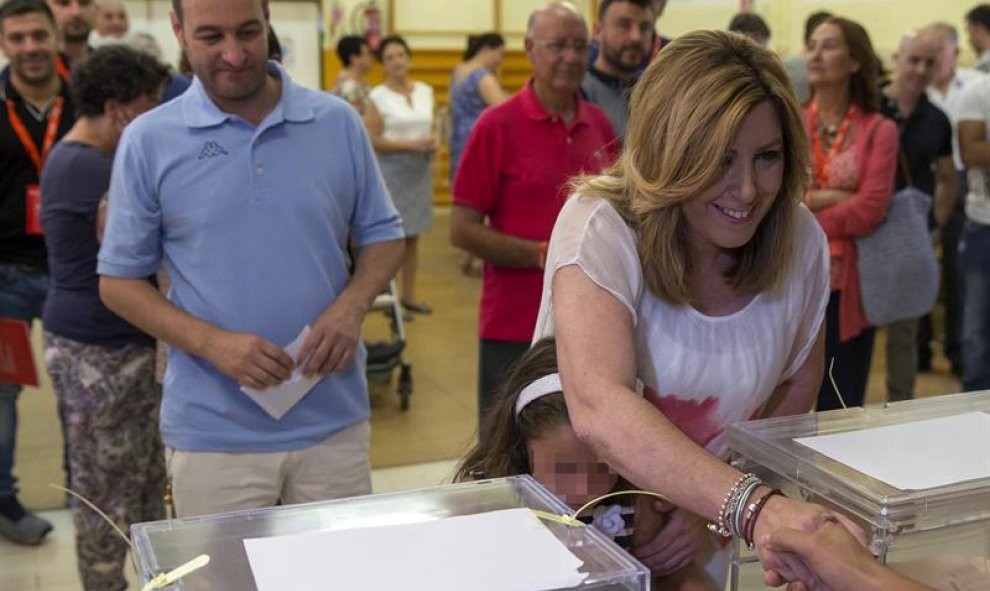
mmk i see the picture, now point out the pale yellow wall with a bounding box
[321,0,596,50]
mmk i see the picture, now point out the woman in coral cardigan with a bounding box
[804,17,898,410]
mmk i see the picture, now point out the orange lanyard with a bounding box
[810,101,856,188]
[5,96,64,176]
[55,54,70,82]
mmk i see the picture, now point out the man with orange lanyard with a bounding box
[45,0,95,71]
[0,0,74,545]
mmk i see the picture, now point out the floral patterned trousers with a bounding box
[43,332,165,591]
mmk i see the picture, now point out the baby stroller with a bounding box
[364,280,413,410]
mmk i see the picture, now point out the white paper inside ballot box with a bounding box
[243,507,588,591]
[794,411,990,490]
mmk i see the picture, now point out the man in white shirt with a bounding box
[925,22,983,376]
[956,73,990,390]
[928,23,983,152]
[94,0,126,39]
[965,4,990,73]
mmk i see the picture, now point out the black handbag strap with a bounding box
[865,115,913,190]
[860,117,912,223]
[893,114,914,189]
[897,149,914,188]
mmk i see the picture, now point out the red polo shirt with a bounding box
[453,79,618,341]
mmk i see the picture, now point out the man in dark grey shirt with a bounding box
[582,0,653,141]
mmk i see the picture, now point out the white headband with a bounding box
[514,373,562,416]
[514,373,645,416]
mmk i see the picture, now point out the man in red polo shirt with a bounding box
[450,1,618,421]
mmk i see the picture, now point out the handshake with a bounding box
[760,518,930,591]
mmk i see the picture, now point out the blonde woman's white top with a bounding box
[369,81,434,141]
[534,194,830,459]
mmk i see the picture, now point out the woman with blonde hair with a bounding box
[804,17,897,410]
[534,30,863,583]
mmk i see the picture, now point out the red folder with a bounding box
[0,318,38,387]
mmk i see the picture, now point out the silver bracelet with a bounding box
[724,474,761,537]
[733,479,763,538]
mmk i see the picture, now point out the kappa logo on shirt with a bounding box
[198,141,229,160]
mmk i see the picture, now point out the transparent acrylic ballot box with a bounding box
[131,474,649,591]
[726,391,990,591]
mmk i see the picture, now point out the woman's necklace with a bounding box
[810,101,857,187]
[820,122,840,148]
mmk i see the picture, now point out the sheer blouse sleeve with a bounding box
[543,195,643,326]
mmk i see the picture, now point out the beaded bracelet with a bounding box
[707,473,749,537]
[707,473,761,538]
[743,488,784,550]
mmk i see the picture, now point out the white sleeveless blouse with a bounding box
[534,195,830,459]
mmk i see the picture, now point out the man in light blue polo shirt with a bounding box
[97,0,404,517]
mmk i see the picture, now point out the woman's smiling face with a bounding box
[681,100,785,256]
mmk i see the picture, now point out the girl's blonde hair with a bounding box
[573,30,808,305]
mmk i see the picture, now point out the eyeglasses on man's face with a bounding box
[531,38,589,55]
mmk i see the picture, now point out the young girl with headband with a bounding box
[455,338,715,591]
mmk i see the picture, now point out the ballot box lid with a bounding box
[131,474,649,591]
[727,391,990,534]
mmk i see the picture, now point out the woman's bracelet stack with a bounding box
[708,472,782,548]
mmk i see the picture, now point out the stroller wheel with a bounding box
[398,363,413,411]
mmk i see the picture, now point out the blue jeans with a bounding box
[962,221,990,391]
[0,264,49,500]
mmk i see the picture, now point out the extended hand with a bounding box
[204,330,294,389]
[633,506,707,576]
[762,518,887,591]
[754,496,867,589]
[296,300,364,378]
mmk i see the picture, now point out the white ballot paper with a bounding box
[795,412,990,490]
[243,508,588,591]
[240,326,320,420]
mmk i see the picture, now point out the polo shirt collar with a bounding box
[587,64,633,92]
[182,61,315,128]
[519,78,591,127]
